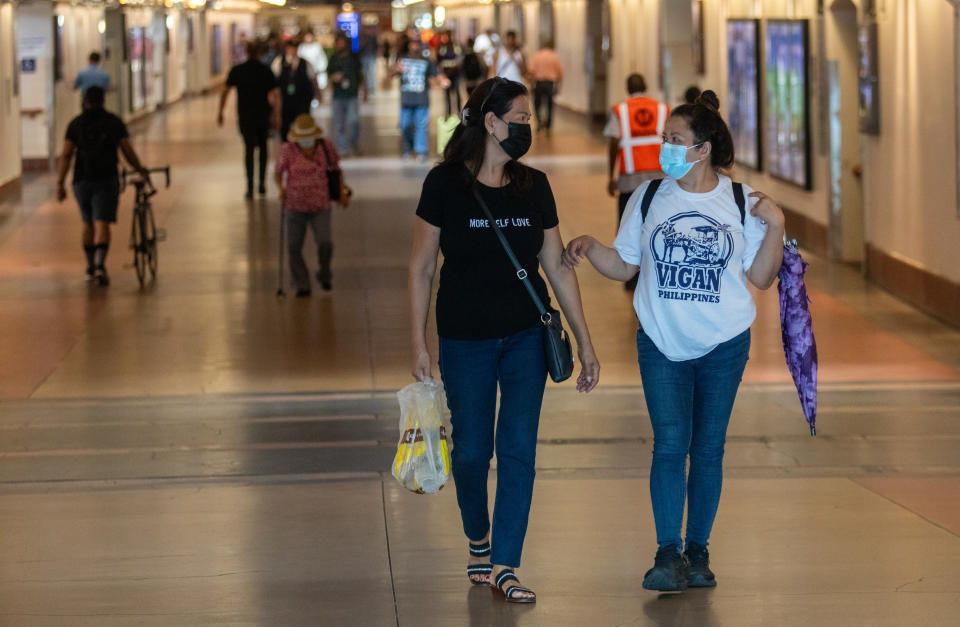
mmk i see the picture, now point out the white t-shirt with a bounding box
[613,174,768,361]
[494,48,524,83]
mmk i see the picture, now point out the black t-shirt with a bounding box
[65,108,129,183]
[226,59,277,128]
[416,162,560,340]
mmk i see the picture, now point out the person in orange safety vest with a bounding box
[604,74,670,225]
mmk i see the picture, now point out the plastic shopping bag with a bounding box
[391,380,451,494]
[437,115,459,155]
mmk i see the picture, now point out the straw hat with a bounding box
[287,114,323,142]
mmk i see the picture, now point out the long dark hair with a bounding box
[670,90,735,170]
[441,77,531,192]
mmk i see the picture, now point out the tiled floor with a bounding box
[0,87,958,625]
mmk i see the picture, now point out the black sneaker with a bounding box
[642,545,688,592]
[295,289,311,298]
[684,543,717,588]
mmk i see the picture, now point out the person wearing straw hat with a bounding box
[274,114,342,296]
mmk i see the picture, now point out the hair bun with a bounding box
[696,90,720,112]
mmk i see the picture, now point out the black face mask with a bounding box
[497,119,532,160]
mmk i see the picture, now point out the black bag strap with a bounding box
[471,186,551,322]
[318,139,338,172]
[639,178,746,224]
[732,182,746,224]
[639,178,664,222]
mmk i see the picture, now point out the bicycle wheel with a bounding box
[144,206,158,281]
[131,209,148,288]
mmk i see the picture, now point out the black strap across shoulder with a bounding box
[639,178,746,224]
[639,178,664,222]
[471,186,549,320]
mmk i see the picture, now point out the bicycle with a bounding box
[121,166,170,288]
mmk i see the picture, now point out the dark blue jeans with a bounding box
[637,328,751,550]
[439,325,547,568]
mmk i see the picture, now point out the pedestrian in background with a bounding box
[683,85,701,105]
[328,33,366,157]
[219,41,280,198]
[437,31,463,118]
[605,74,669,224]
[56,86,151,286]
[275,114,341,296]
[298,30,328,96]
[359,28,379,95]
[409,77,599,604]
[461,38,486,97]
[527,41,563,132]
[390,38,447,161]
[279,40,320,141]
[490,31,525,83]
[74,51,110,97]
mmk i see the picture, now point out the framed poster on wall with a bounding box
[727,19,761,171]
[858,22,879,135]
[764,20,811,190]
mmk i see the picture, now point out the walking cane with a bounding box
[276,203,286,298]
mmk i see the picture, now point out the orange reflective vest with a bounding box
[614,97,669,175]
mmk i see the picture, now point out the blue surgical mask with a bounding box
[659,141,704,179]
[297,138,316,148]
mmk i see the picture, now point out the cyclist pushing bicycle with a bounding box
[56,86,153,286]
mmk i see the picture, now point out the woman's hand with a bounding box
[279,187,287,207]
[748,191,785,228]
[412,347,433,382]
[562,235,595,269]
[575,343,600,393]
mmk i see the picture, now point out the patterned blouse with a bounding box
[275,140,340,211]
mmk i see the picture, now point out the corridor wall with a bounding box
[552,0,588,112]
[0,1,20,189]
[52,2,104,153]
[701,0,831,244]
[207,11,255,86]
[606,0,661,106]
[860,0,960,312]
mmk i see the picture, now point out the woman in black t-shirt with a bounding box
[409,77,600,603]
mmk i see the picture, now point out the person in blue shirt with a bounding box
[74,52,111,97]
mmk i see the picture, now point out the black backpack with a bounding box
[462,53,483,81]
[640,178,747,224]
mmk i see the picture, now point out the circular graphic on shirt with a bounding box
[649,211,735,299]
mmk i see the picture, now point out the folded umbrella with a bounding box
[778,240,818,435]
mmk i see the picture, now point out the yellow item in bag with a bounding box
[392,380,450,494]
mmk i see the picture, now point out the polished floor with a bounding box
[0,84,959,626]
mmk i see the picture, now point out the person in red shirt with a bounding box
[526,41,563,132]
[274,114,341,296]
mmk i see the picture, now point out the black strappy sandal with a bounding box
[491,568,536,604]
[467,541,492,585]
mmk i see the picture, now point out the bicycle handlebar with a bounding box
[121,166,171,195]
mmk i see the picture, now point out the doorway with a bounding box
[827,0,865,263]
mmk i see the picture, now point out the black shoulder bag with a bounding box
[318,139,348,205]
[471,186,574,383]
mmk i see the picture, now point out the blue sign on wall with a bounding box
[21,58,36,73]
[336,12,360,53]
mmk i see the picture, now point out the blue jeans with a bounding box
[438,325,547,568]
[332,97,360,154]
[399,105,429,155]
[637,328,751,550]
[362,55,377,93]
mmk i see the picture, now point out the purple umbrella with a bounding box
[778,240,818,435]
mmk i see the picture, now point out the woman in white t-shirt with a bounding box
[562,90,785,593]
